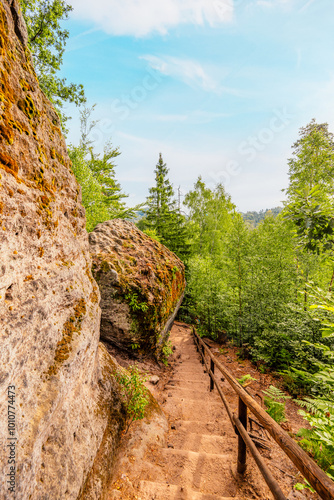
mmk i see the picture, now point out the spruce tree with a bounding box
[146,153,174,237]
[144,154,188,258]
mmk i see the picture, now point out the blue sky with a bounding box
[61,0,334,212]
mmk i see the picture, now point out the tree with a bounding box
[68,107,137,231]
[286,120,334,193]
[143,154,188,258]
[68,144,110,232]
[181,179,235,337]
[184,177,235,256]
[226,212,249,345]
[186,255,228,338]
[21,0,86,128]
[284,119,334,253]
[146,153,174,235]
[77,107,128,216]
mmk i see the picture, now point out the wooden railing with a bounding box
[192,327,334,500]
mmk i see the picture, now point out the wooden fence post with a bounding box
[210,359,215,392]
[237,397,247,474]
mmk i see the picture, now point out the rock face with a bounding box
[0,2,125,498]
[89,220,186,355]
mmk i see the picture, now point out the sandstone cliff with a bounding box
[89,220,186,356]
[0,2,125,498]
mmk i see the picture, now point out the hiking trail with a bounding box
[137,323,261,499]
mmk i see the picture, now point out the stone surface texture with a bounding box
[0,2,125,498]
[107,392,168,500]
[89,220,186,355]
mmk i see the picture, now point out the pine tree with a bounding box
[143,154,188,258]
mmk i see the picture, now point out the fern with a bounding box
[296,396,334,473]
[293,291,334,492]
[237,374,257,387]
[263,385,291,424]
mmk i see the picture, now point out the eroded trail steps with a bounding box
[138,323,257,500]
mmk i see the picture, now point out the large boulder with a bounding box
[0,2,125,498]
[89,220,186,356]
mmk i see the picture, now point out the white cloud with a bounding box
[141,55,244,95]
[142,55,221,92]
[70,0,234,37]
[255,0,292,8]
[298,0,316,12]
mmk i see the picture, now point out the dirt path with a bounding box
[108,322,312,500]
[137,323,267,500]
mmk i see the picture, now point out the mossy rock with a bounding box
[89,220,186,356]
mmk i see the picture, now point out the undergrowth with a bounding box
[263,385,291,424]
[115,365,149,433]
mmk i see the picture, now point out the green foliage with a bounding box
[284,119,334,253]
[141,154,189,258]
[161,340,173,366]
[68,107,139,231]
[68,144,110,231]
[184,177,235,257]
[179,179,237,337]
[125,292,148,313]
[141,227,162,242]
[281,368,315,398]
[115,365,149,433]
[21,0,86,129]
[242,207,283,227]
[294,391,334,490]
[296,398,334,476]
[185,255,229,339]
[263,385,291,423]
[293,291,334,488]
[294,479,315,493]
[237,374,257,387]
[183,170,328,373]
[250,309,320,371]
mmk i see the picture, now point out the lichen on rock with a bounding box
[89,219,186,356]
[0,2,125,498]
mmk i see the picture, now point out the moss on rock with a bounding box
[89,220,186,356]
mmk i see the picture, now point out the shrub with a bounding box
[161,339,173,366]
[115,365,149,433]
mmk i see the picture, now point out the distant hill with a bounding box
[241,207,283,227]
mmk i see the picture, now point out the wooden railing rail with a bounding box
[192,327,334,500]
